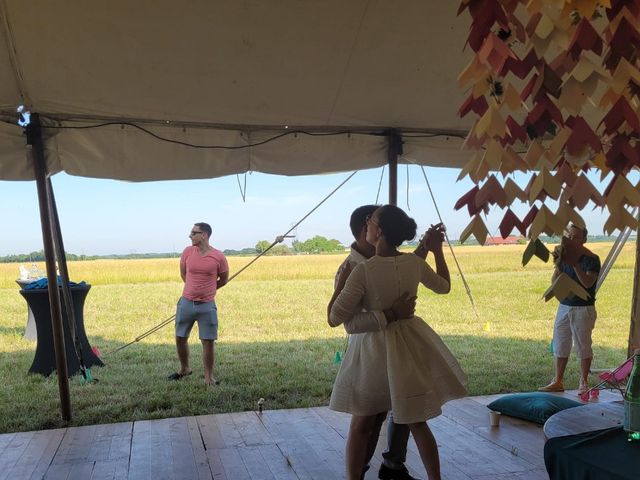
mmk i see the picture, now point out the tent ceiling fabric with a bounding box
[0,0,474,181]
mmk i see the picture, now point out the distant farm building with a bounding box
[485,236,523,246]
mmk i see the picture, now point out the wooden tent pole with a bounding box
[26,113,72,421]
[629,227,640,357]
[387,130,402,206]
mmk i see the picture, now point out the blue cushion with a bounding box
[487,392,582,425]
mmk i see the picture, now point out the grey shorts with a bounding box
[175,297,218,340]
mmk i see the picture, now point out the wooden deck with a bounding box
[0,390,621,479]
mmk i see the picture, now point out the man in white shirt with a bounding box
[334,205,427,480]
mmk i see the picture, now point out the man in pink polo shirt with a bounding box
[169,222,229,385]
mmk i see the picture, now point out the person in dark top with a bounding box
[539,224,601,395]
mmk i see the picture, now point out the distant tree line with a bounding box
[1,234,623,263]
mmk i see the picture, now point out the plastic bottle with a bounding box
[624,349,640,442]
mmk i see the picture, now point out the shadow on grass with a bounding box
[0,334,628,434]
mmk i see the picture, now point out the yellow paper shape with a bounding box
[529,168,562,203]
[554,203,586,231]
[458,56,488,88]
[548,127,572,159]
[472,72,492,98]
[611,58,640,94]
[603,206,640,235]
[570,174,605,209]
[599,87,620,110]
[606,175,640,208]
[500,146,528,176]
[524,140,545,168]
[558,79,588,114]
[475,106,506,138]
[462,121,485,150]
[482,139,503,170]
[535,14,555,39]
[568,53,607,83]
[457,151,482,182]
[502,83,522,112]
[543,272,591,303]
[504,178,528,203]
[529,205,565,240]
[460,215,488,245]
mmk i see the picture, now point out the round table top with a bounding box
[543,401,624,439]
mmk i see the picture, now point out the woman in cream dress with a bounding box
[328,205,467,480]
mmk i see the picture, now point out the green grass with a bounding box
[0,244,636,433]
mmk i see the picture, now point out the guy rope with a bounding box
[105,170,358,356]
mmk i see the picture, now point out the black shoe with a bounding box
[378,464,420,480]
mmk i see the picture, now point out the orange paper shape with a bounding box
[569,174,605,209]
[544,272,591,303]
[454,185,486,216]
[477,32,517,73]
[460,215,489,245]
[458,56,489,88]
[476,174,508,208]
[554,203,586,231]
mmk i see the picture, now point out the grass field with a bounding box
[0,243,636,433]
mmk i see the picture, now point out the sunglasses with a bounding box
[189,230,204,237]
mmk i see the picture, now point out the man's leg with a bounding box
[176,336,191,375]
[572,306,597,392]
[540,305,571,391]
[382,413,410,468]
[202,339,215,385]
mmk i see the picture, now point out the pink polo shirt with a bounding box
[181,246,229,302]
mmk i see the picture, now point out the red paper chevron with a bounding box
[521,206,539,231]
[458,94,489,117]
[499,208,526,238]
[600,97,640,135]
[606,134,639,173]
[604,16,640,70]
[568,18,603,59]
[565,116,603,155]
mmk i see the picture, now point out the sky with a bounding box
[0,166,636,257]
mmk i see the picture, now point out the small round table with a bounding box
[543,401,624,439]
[15,279,39,340]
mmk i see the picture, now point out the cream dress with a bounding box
[329,253,468,424]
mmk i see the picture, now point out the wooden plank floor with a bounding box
[0,390,622,479]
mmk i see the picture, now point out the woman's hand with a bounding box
[420,223,446,253]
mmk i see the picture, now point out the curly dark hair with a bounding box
[376,205,417,247]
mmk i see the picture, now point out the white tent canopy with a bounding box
[0,0,475,181]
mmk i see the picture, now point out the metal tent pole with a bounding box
[387,130,402,206]
[26,113,72,421]
[629,226,640,357]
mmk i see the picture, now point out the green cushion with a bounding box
[487,392,582,425]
